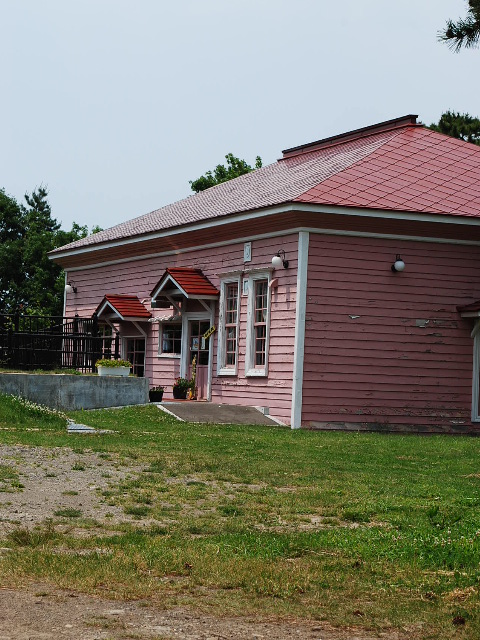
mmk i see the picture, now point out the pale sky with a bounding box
[1,0,479,232]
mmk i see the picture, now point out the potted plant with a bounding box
[172,377,193,400]
[149,385,165,402]
[95,358,132,377]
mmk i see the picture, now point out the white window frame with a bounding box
[245,271,271,377]
[217,277,241,376]
[158,321,182,358]
[472,320,480,422]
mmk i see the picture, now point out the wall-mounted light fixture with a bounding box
[391,255,405,273]
[65,281,77,294]
[272,249,289,269]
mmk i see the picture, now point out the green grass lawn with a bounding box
[1,393,480,638]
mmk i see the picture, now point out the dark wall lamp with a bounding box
[272,249,289,269]
[391,255,405,273]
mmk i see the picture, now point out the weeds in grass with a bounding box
[124,505,151,518]
[0,464,22,492]
[8,520,59,547]
[54,508,82,518]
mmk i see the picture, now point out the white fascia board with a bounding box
[51,203,480,262]
[96,301,125,321]
[151,275,188,299]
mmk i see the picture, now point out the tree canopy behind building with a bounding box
[0,187,99,316]
[189,153,263,193]
[428,110,480,145]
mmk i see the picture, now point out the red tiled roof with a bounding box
[295,127,480,214]
[95,294,151,319]
[151,268,219,299]
[51,116,480,255]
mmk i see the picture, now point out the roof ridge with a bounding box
[281,115,420,159]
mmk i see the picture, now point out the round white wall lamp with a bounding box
[391,255,405,273]
[272,249,289,269]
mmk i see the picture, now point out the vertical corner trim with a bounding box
[291,231,309,429]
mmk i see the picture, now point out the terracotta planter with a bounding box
[97,366,131,377]
[173,387,188,400]
[149,390,164,402]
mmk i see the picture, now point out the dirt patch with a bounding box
[0,584,407,640]
[0,445,141,534]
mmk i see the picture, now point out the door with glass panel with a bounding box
[188,320,210,399]
[125,338,146,377]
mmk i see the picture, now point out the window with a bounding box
[245,272,271,376]
[159,322,182,356]
[253,280,268,367]
[217,278,240,375]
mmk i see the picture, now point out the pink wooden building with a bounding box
[50,115,480,433]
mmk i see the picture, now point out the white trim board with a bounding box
[291,231,309,429]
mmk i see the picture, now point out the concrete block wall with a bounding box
[0,373,149,411]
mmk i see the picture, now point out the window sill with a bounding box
[245,369,267,378]
[217,368,237,376]
[158,354,181,359]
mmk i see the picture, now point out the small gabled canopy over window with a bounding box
[94,294,152,322]
[150,267,219,309]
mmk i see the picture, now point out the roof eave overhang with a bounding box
[96,300,150,322]
[50,202,480,269]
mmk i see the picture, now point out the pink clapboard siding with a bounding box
[302,233,480,431]
[64,234,298,423]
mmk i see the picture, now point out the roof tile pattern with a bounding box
[53,123,480,255]
[296,128,480,215]
[52,130,399,253]
[152,267,219,298]
[96,294,151,319]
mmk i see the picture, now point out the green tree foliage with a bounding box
[0,187,99,316]
[440,0,480,51]
[0,189,24,313]
[189,153,263,193]
[428,110,480,145]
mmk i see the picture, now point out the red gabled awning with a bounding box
[151,268,219,302]
[95,294,151,321]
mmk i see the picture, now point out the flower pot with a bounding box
[149,390,164,402]
[97,365,131,377]
[173,387,188,400]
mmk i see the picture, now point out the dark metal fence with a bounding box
[0,313,120,372]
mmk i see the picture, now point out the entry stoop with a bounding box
[159,402,284,426]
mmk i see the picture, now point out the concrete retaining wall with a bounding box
[0,373,149,411]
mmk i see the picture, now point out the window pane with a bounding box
[222,281,239,369]
[162,323,182,354]
[252,279,268,369]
